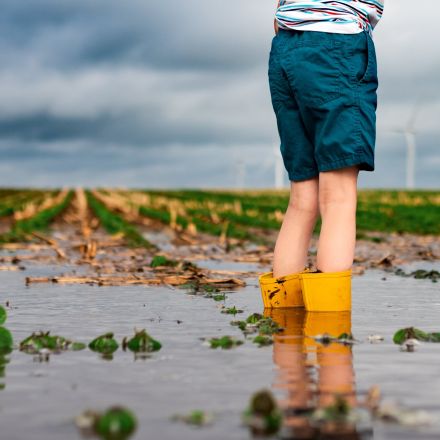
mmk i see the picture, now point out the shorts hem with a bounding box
[318,153,374,173]
[287,170,319,182]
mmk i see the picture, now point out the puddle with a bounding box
[193,258,263,273]
[1,266,440,439]
[142,230,175,252]
[395,261,439,273]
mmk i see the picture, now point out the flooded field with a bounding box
[0,188,439,439]
[1,260,440,440]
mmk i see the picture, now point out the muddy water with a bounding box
[1,261,440,440]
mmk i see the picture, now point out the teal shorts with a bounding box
[268,29,378,182]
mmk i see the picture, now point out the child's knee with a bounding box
[319,179,357,209]
[288,194,319,217]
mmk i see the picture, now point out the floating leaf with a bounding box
[394,268,439,283]
[393,327,432,345]
[242,389,282,436]
[0,306,6,325]
[171,410,214,426]
[122,329,161,353]
[253,335,273,347]
[211,293,226,302]
[209,336,243,349]
[220,306,243,315]
[231,320,247,332]
[428,332,440,342]
[76,406,137,440]
[0,354,10,390]
[203,285,220,294]
[232,314,283,336]
[257,318,283,336]
[95,406,137,439]
[0,327,13,354]
[19,331,84,354]
[318,395,351,422]
[89,333,119,355]
[246,313,264,324]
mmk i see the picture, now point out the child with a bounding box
[259,0,384,311]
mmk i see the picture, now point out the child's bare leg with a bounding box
[316,166,359,272]
[273,177,319,278]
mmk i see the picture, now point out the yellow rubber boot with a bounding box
[304,311,352,344]
[264,308,306,342]
[300,269,352,312]
[304,312,355,400]
[259,268,310,309]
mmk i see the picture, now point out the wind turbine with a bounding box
[403,101,421,189]
[388,99,422,189]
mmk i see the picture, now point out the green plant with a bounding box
[89,333,119,355]
[122,329,161,353]
[393,327,440,344]
[209,336,243,349]
[19,331,85,354]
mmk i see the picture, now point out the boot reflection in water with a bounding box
[265,309,358,439]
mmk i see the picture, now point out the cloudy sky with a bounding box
[0,0,439,189]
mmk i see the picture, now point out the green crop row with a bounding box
[137,205,268,244]
[0,191,52,218]
[135,189,439,236]
[0,191,74,244]
[85,191,157,250]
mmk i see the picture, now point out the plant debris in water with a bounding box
[242,389,282,436]
[367,334,384,343]
[89,333,119,355]
[252,335,273,347]
[19,331,85,354]
[375,400,434,427]
[394,268,439,283]
[171,410,214,426]
[179,281,223,297]
[311,332,357,346]
[208,335,243,349]
[310,394,372,435]
[75,406,137,439]
[122,329,161,353]
[220,306,243,315]
[393,327,440,345]
[231,313,283,336]
[312,395,352,423]
[210,292,227,301]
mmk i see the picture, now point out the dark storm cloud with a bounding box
[0,0,268,72]
[0,0,438,187]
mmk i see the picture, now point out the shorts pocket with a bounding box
[287,45,342,106]
[355,31,377,84]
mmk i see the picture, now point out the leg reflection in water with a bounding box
[266,309,369,440]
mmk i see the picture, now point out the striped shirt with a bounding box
[275,0,384,36]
